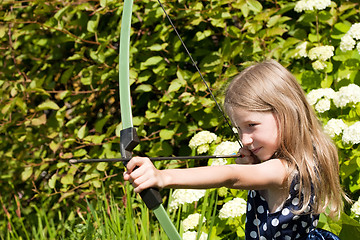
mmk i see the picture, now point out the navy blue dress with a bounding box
[245,179,340,239]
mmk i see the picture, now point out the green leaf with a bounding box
[135,84,152,92]
[96,162,108,171]
[60,174,74,185]
[37,100,60,111]
[142,56,163,66]
[247,0,262,13]
[48,174,57,189]
[77,124,87,139]
[21,167,33,181]
[159,129,175,140]
[73,149,87,157]
[87,13,100,33]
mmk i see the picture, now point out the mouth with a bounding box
[251,147,261,155]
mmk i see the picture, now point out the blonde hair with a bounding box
[224,59,346,218]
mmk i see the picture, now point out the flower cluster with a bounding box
[307,84,360,113]
[169,189,206,211]
[308,45,334,70]
[210,141,241,166]
[219,197,247,219]
[342,121,360,145]
[324,119,348,138]
[182,213,205,231]
[189,131,217,154]
[292,43,335,70]
[351,197,360,219]
[332,84,360,108]
[340,23,360,54]
[294,41,308,58]
[294,0,331,12]
[183,231,208,240]
[306,88,335,113]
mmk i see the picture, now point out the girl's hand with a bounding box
[123,157,164,193]
[235,147,260,164]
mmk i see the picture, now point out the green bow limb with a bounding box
[119,0,181,239]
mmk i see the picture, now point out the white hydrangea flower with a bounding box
[169,189,206,211]
[189,131,217,154]
[348,23,360,40]
[219,197,247,219]
[340,23,360,53]
[213,141,241,155]
[324,119,348,138]
[315,98,331,113]
[351,197,360,218]
[182,213,205,231]
[332,84,360,108]
[312,0,332,10]
[210,141,241,166]
[340,34,356,52]
[183,231,208,240]
[312,60,327,71]
[342,121,360,145]
[308,45,334,61]
[294,0,331,12]
[306,88,335,105]
[197,144,210,154]
[294,41,308,58]
[210,158,228,166]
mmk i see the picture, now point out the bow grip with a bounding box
[120,127,163,210]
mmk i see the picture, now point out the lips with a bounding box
[251,147,261,155]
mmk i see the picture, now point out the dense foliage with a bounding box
[1,0,360,239]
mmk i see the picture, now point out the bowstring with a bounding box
[157,0,243,148]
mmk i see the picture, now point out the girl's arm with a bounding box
[123,157,287,193]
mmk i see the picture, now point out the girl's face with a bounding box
[232,108,280,162]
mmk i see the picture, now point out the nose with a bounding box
[241,133,253,146]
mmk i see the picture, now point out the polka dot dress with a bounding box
[245,178,319,240]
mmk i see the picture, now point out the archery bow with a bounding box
[71,0,243,238]
[118,0,181,239]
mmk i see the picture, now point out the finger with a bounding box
[123,171,130,181]
[126,156,149,172]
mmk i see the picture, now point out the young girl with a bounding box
[123,59,346,239]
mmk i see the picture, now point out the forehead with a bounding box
[230,108,275,124]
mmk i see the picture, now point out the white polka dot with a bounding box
[260,195,266,201]
[293,215,300,220]
[294,183,300,190]
[306,227,310,233]
[284,236,291,240]
[250,191,256,197]
[253,218,261,226]
[260,237,267,240]
[257,205,264,214]
[282,208,290,216]
[304,205,311,213]
[274,231,281,237]
[248,203,252,211]
[302,221,308,228]
[293,224,298,231]
[296,233,301,239]
[281,223,288,229]
[263,223,267,231]
[313,219,319,227]
[271,218,279,226]
[250,231,257,238]
[292,197,299,205]
[245,217,247,223]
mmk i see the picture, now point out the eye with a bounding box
[249,123,257,127]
